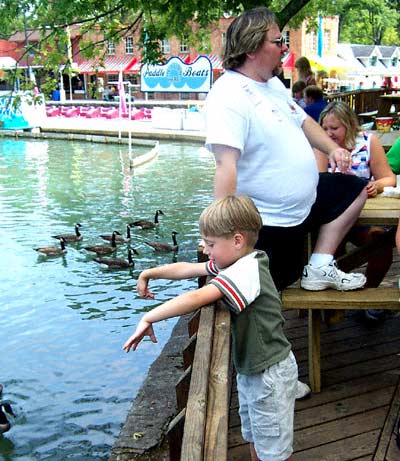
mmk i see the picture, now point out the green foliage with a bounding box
[2,0,400,97]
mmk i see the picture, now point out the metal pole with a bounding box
[128,83,132,167]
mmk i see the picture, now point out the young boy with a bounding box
[123,195,298,461]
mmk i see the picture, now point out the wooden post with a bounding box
[308,309,321,393]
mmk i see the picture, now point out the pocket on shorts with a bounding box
[251,373,280,437]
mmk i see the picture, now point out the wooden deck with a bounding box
[227,254,400,461]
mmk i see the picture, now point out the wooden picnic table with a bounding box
[283,194,400,392]
[371,129,400,152]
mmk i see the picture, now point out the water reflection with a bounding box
[0,137,214,460]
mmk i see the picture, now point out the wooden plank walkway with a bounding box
[228,254,400,461]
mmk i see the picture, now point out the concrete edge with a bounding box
[109,314,190,461]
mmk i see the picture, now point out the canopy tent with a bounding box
[309,55,354,72]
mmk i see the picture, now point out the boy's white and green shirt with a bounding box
[206,250,291,375]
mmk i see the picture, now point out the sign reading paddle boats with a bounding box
[140,55,212,93]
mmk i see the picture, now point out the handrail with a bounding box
[167,249,232,461]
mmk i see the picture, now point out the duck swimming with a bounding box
[0,402,15,435]
[35,237,67,256]
[145,231,179,253]
[52,223,83,242]
[100,225,132,243]
[130,209,164,230]
[84,231,120,255]
[94,248,138,269]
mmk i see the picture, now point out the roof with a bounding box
[350,45,377,57]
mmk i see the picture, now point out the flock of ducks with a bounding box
[34,210,180,268]
[0,384,15,435]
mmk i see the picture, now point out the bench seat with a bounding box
[282,287,400,392]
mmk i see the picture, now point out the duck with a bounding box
[84,231,120,255]
[35,237,67,256]
[145,231,179,253]
[94,248,138,269]
[0,402,15,435]
[100,225,132,243]
[130,209,164,230]
[52,223,83,242]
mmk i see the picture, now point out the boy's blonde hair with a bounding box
[199,195,262,246]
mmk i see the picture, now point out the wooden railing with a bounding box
[166,250,232,461]
[325,88,388,114]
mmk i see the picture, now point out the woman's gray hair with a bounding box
[223,7,277,70]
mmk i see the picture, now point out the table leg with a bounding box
[308,309,321,393]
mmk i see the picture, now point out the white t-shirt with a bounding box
[205,71,319,227]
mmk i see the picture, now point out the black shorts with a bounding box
[255,172,367,291]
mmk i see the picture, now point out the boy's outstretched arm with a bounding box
[137,261,208,298]
[123,283,223,352]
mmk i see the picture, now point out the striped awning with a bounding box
[184,53,223,71]
[77,55,135,74]
[124,56,141,73]
[77,53,224,74]
[207,54,223,71]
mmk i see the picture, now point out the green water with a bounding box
[0,137,214,460]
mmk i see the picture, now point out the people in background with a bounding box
[295,56,316,86]
[104,85,117,101]
[303,85,328,121]
[315,101,396,322]
[292,80,307,108]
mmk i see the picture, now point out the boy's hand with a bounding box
[137,274,155,299]
[122,319,157,352]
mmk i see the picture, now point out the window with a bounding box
[308,32,317,53]
[221,32,226,49]
[370,56,377,66]
[282,30,290,48]
[125,37,134,54]
[107,40,115,55]
[392,57,398,67]
[161,39,170,54]
[180,36,189,53]
[323,30,331,52]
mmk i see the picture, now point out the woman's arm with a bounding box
[123,283,224,352]
[368,134,397,195]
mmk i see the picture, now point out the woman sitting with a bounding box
[315,101,396,321]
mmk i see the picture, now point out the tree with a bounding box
[0,0,315,70]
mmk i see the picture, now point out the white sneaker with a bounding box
[301,260,366,291]
[296,380,311,399]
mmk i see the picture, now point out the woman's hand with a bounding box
[122,318,157,352]
[365,181,378,198]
